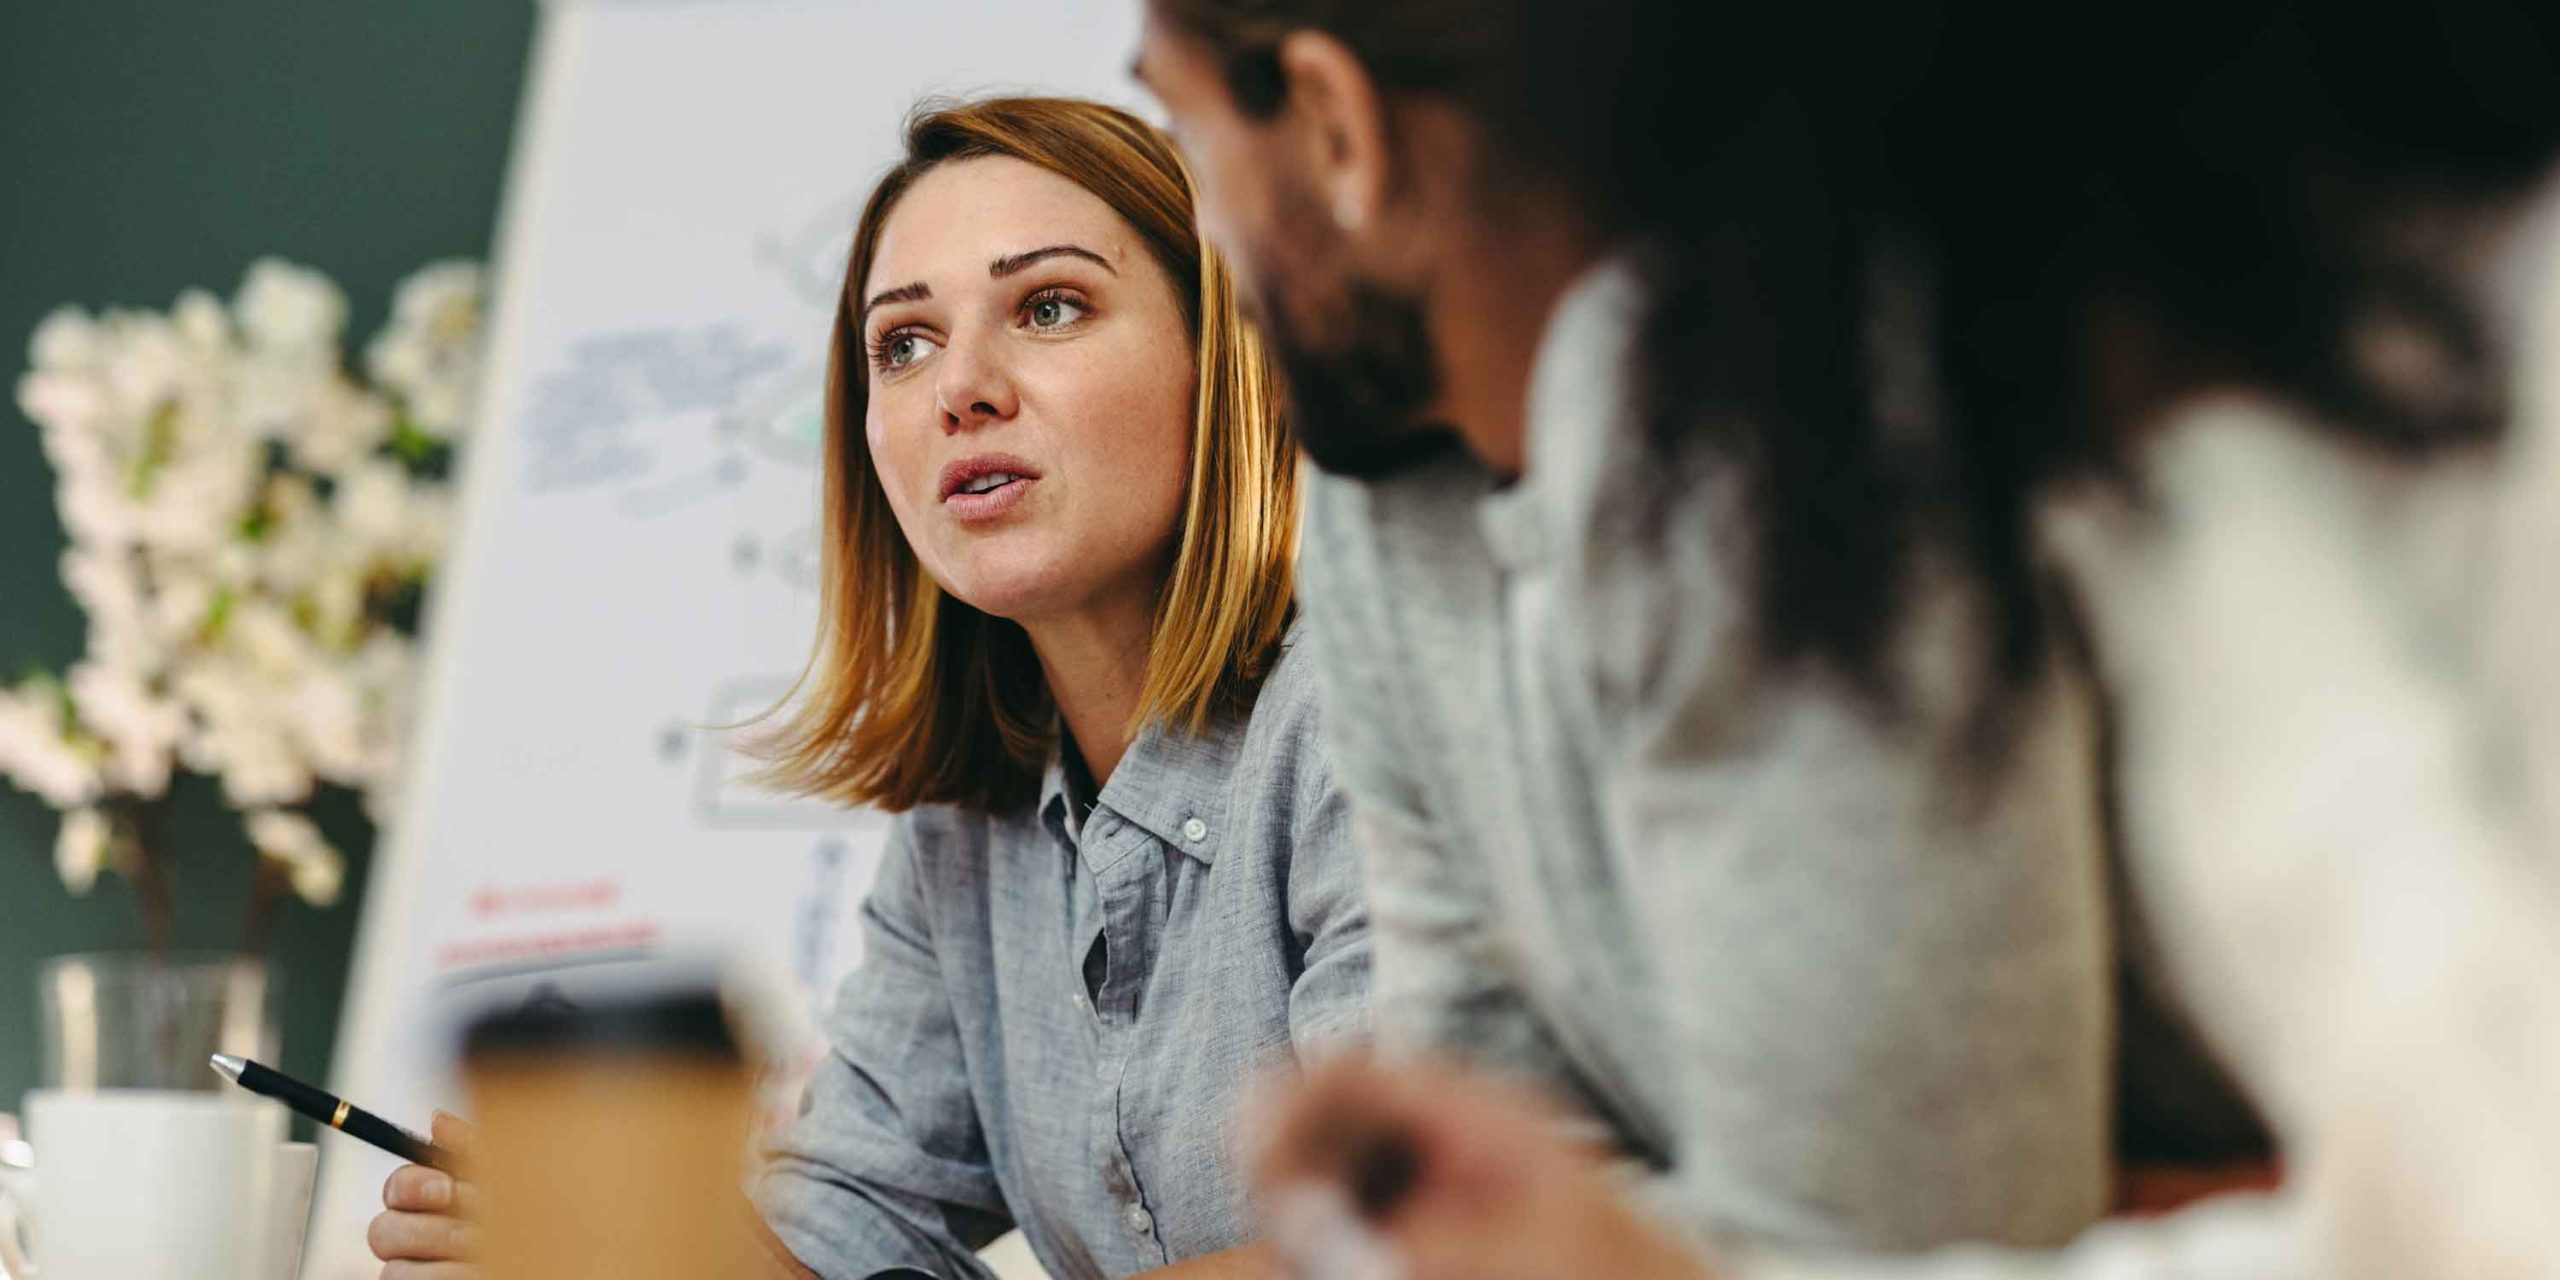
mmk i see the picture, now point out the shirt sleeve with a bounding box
[1555,428,2113,1249]
[755,817,1011,1280]
[1295,478,1595,1093]
[1282,744,1376,1053]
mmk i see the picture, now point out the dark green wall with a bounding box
[0,2,534,1112]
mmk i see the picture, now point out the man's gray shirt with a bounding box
[758,633,1371,1279]
[1295,259,2117,1254]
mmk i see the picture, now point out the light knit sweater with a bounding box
[1297,258,2116,1255]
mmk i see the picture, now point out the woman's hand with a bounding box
[1245,1056,1711,1280]
[367,1112,484,1279]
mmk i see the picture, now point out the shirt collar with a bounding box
[1033,635,1283,866]
[1036,751,1079,848]
[1477,249,1650,572]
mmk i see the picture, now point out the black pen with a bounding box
[210,1053,455,1172]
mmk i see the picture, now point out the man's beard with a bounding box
[1245,252,1456,481]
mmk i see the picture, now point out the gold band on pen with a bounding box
[331,1100,351,1130]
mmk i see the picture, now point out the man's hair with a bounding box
[756,96,1298,813]
[1158,0,2560,704]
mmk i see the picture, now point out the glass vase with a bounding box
[36,953,277,1092]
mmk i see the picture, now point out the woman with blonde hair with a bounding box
[366,96,1368,1280]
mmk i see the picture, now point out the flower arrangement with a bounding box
[1,259,482,953]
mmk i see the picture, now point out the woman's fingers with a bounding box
[384,1164,486,1217]
[379,1263,484,1280]
[1247,1057,1706,1280]
[384,1165,450,1212]
[430,1110,478,1154]
[367,1208,483,1262]
[1249,1056,1561,1217]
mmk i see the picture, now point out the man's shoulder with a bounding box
[1293,447,1498,818]
[1299,443,1501,659]
[1301,443,1495,573]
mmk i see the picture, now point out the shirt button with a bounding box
[1125,1205,1155,1236]
[1070,992,1088,1013]
[1181,817,1208,843]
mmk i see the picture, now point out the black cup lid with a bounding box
[462,985,739,1061]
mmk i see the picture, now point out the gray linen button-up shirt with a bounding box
[757,632,1371,1279]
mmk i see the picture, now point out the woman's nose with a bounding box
[934,337,1019,430]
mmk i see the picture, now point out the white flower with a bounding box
[16,369,110,441]
[400,486,451,567]
[263,471,322,526]
[59,548,173,674]
[234,259,347,354]
[29,307,104,371]
[333,458,426,561]
[67,661,187,798]
[100,313,189,417]
[14,258,461,897]
[366,260,485,439]
[232,350,331,442]
[210,540,260,590]
[348,633,413,786]
[55,470,141,548]
[288,630,417,792]
[58,547,145,638]
[171,289,229,353]
[223,599,314,677]
[257,519,336,599]
[0,687,103,809]
[289,380,393,477]
[305,564,368,650]
[132,448,260,558]
[245,809,344,907]
[196,719,312,808]
[291,667,367,782]
[55,808,111,895]
[147,564,218,645]
[176,658,314,807]
[82,614,166,676]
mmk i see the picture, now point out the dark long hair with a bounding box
[1162,0,2560,700]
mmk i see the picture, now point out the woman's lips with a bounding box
[936,453,1042,524]
[943,474,1035,522]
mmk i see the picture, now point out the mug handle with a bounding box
[0,1138,33,1280]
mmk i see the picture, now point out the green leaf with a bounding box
[199,585,236,642]
[125,400,182,496]
[391,414,437,466]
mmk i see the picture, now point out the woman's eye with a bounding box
[1024,293,1089,330]
[875,331,940,370]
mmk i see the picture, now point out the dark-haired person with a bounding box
[366,96,1366,1280]
[1145,2,2560,1278]
[1135,0,2122,1263]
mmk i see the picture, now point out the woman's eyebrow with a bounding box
[989,244,1115,278]
[862,281,930,317]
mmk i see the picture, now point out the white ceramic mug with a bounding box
[1,1091,300,1280]
[267,1142,318,1280]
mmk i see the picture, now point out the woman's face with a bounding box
[859,155,1197,626]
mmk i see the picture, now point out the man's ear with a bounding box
[1274,30,1394,237]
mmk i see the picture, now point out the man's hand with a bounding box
[368,1112,484,1279]
[1245,1056,1709,1280]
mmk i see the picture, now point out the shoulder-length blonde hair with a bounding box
[758,97,1297,815]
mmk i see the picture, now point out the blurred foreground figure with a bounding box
[1141,0,2128,1261]
[1153,1,2560,1277]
